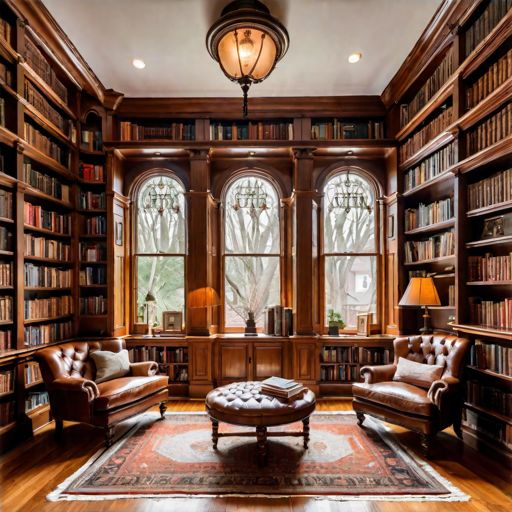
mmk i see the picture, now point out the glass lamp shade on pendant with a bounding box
[207,0,289,116]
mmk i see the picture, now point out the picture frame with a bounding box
[162,311,183,334]
[356,313,372,336]
[114,220,123,246]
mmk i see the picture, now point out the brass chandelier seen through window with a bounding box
[206,0,289,117]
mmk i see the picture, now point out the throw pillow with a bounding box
[393,357,444,389]
[91,349,131,383]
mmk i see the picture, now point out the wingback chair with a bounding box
[36,339,169,446]
[352,333,470,457]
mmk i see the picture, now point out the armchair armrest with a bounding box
[51,377,99,401]
[130,361,158,377]
[428,376,460,409]
[360,364,396,384]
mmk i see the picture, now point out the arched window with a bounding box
[135,174,186,328]
[323,170,378,329]
[223,175,280,328]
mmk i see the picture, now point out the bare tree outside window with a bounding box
[224,176,280,327]
[135,175,186,327]
[323,172,377,328]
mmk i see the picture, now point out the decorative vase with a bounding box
[328,325,339,336]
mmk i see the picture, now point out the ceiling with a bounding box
[42,0,442,98]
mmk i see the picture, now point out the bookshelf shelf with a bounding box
[0,251,14,257]
[0,124,18,147]
[404,254,455,266]
[464,402,512,427]
[467,200,512,218]
[79,284,107,289]
[459,135,512,175]
[467,281,512,286]
[76,178,106,186]
[466,235,512,249]
[24,256,72,265]
[23,186,73,209]
[22,102,74,148]
[0,390,14,398]
[79,148,104,156]
[24,314,73,325]
[0,321,13,326]
[24,379,43,390]
[429,305,455,310]
[23,225,71,238]
[0,35,17,62]
[467,366,512,384]
[25,402,50,417]
[24,287,72,292]
[79,260,107,265]
[404,218,455,235]
[22,142,71,177]
[77,209,107,214]
[402,168,455,197]
[450,323,512,341]
[0,216,14,224]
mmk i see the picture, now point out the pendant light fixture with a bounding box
[206,0,289,117]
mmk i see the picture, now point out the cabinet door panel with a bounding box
[254,343,282,380]
[294,342,317,382]
[219,344,250,382]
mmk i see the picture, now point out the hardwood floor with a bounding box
[1,398,511,512]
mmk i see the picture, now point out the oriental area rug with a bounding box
[48,412,468,502]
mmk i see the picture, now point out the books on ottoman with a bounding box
[261,376,305,400]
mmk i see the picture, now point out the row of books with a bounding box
[0,329,12,351]
[210,121,293,141]
[448,284,455,307]
[466,102,511,155]
[24,362,42,385]
[263,306,293,336]
[320,365,360,382]
[261,377,305,401]
[469,339,511,375]
[25,390,49,413]
[24,263,72,288]
[80,266,106,285]
[0,400,14,426]
[468,253,512,282]
[120,121,195,141]
[399,105,453,162]
[79,295,107,315]
[403,141,456,192]
[24,296,72,320]
[24,321,73,346]
[24,203,70,235]
[0,370,13,394]
[79,191,105,210]
[0,98,5,128]
[0,16,12,45]
[405,197,453,231]
[466,380,511,416]
[128,346,188,364]
[23,81,74,138]
[23,37,68,103]
[0,62,13,87]
[79,163,104,183]
[468,297,512,329]
[400,47,454,127]
[321,346,392,365]
[24,122,70,168]
[80,242,106,262]
[467,167,512,211]
[85,216,106,236]
[23,161,70,202]
[311,120,384,140]
[169,367,188,382]
[24,234,70,261]
[0,226,12,251]
[464,0,512,58]
[404,230,455,263]
[463,408,512,450]
[0,189,12,219]
[81,129,102,152]
[0,296,12,321]
[466,48,512,111]
[0,262,12,286]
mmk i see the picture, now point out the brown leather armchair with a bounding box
[352,333,470,457]
[36,339,169,446]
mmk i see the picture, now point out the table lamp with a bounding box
[398,277,441,334]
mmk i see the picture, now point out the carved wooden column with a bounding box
[186,149,214,336]
[292,148,318,335]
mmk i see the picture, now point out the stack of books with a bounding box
[261,376,305,401]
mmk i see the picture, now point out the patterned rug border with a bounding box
[47,411,469,502]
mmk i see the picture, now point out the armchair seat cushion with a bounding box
[353,381,435,417]
[95,376,168,411]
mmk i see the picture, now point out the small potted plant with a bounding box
[327,309,345,336]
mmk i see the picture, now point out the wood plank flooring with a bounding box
[0,398,511,512]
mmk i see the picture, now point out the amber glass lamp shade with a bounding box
[399,277,441,334]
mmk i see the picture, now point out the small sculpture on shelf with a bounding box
[327,309,345,336]
[244,311,257,336]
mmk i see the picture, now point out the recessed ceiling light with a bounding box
[249,151,256,157]
[154,152,161,156]
[347,150,354,155]
[132,59,146,69]
[348,52,362,64]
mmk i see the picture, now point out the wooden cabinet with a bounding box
[188,338,214,398]
[253,343,283,380]
[219,343,251,382]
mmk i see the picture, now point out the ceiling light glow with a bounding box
[348,52,362,64]
[132,59,146,69]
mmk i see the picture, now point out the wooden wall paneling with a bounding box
[253,342,283,380]
[291,339,318,392]
[188,337,214,397]
[218,342,250,383]
[384,193,399,334]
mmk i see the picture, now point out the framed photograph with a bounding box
[162,311,183,334]
[114,220,123,246]
[357,313,372,336]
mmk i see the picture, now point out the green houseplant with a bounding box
[327,309,345,336]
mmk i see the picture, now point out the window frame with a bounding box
[131,170,188,330]
[220,170,284,333]
[319,167,383,334]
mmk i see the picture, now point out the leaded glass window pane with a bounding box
[137,175,186,254]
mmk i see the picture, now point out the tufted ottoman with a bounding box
[205,381,316,465]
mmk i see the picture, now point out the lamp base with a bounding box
[419,306,432,335]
